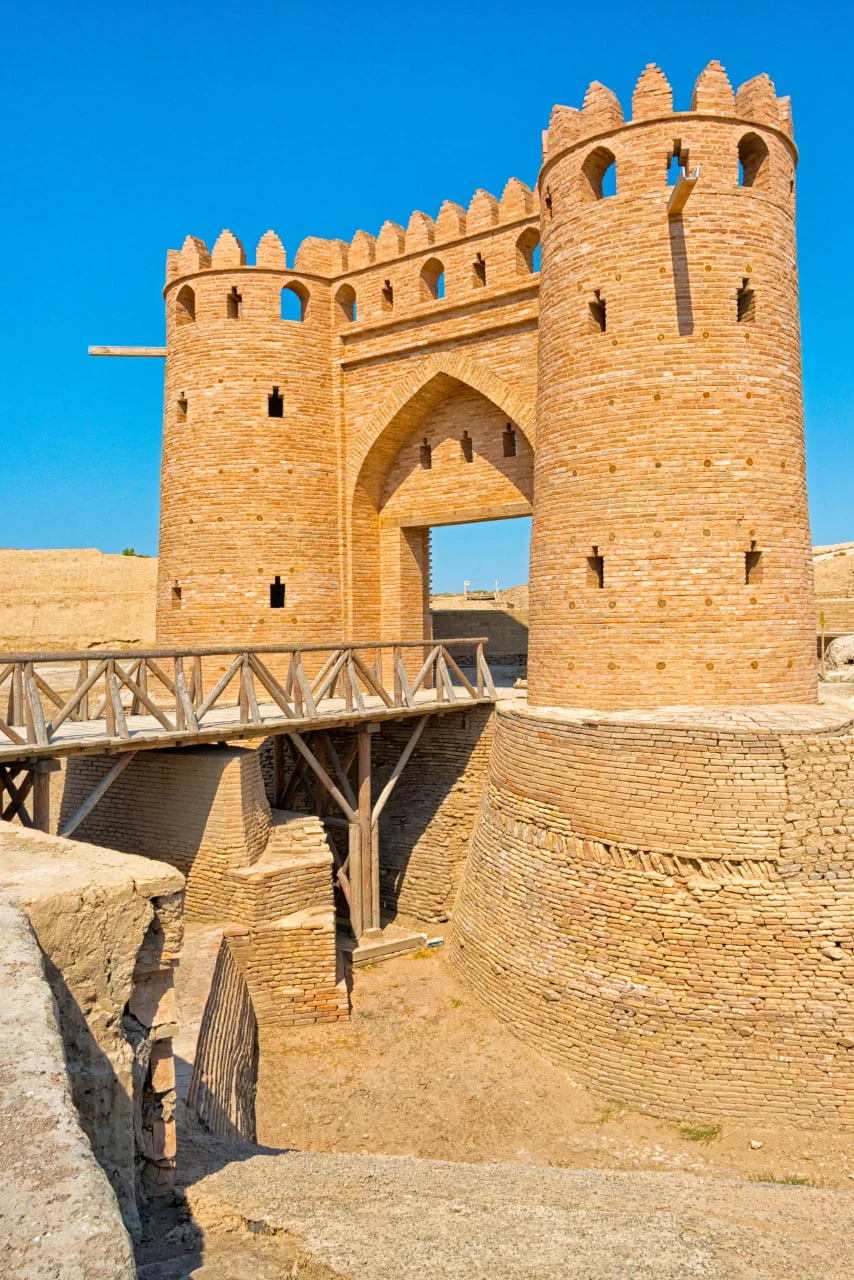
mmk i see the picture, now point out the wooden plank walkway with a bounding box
[0,638,497,766]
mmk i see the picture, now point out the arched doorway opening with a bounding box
[350,374,534,646]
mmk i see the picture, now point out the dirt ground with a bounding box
[255,940,854,1190]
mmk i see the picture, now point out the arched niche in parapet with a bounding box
[281,281,310,322]
[738,132,771,190]
[581,145,617,201]
[516,228,540,275]
[420,257,445,302]
[175,284,196,325]
[335,283,357,324]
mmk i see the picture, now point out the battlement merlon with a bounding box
[163,177,539,289]
[541,61,796,169]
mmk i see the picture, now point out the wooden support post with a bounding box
[9,664,23,728]
[348,822,363,939]
[105,661,117,735]
[358,724,382,934]
[393,645,402,706]
[820,611,826,680]
[272,734,286,807]
[31,759,61,832]
[32,770,50,832]
[76,660,89,722]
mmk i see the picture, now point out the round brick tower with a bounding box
[157,230,341,650]
[527,61,815,710]
[451,67,854,1129]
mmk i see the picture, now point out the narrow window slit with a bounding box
[269,576,286,608]
[737,278,755,323]
[587,547,604,588]
[177,396,187,423]
[420,438,432,469]
[473,253,487,287]
[227,286,243,319]
[461,431,473,463]
[745,541,763,585]
[502,424,517,457]
[171,584,182,608]
[382,279,394,311]
[268,386,284,418]
[589,290,606,333]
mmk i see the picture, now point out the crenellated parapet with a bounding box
[162,175,541,331]
[542,60,795,167]
[165,175,538,286]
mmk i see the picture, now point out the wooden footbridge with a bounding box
[0,638,498,935]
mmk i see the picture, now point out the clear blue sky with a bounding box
[1,1,851,593]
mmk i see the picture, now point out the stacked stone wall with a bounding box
[451,702,854,1124]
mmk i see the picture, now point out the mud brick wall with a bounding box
[228,813,335,928]
[59,746,271,920]
[433,606,529,664]
[0,825,185,1236]
[187,935,259,1142]
[226,911,348,1028]
[368,705,495,923]
[451,701,854,1125]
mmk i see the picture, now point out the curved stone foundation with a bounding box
[450,699,854,1125]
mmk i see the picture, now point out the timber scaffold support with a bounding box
[0,638,497,934]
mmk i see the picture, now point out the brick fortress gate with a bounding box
[97,60,853,1124]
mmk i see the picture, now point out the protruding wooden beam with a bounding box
[88,346,167,357]
[667,166,700,219]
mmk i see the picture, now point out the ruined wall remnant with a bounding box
[0,824,184,1235]
[61,745,348,1030]
[0,897,137,1278]
[0,547,156,651]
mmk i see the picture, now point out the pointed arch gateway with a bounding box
[348,354,536,640]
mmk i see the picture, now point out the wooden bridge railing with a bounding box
[0,638,496,759]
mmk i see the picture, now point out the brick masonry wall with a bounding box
[59,746,271,921]
[433,607,529,664]
[60,745,347,1031]
[528,64,816,709]
[451,701,854,1124]
[369,706,495,922]
[156,189,540,653]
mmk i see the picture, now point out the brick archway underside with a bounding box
[346,355,535,639]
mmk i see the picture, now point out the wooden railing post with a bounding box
[192,655,203,708]
[9,664,23,727]
[292,654,303,717]
[476,643,485,698]
[238,654,249,723]
[393,645,402,707]
[175,657,186,730]
[74,660,89,722]
[104,661,117,735]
